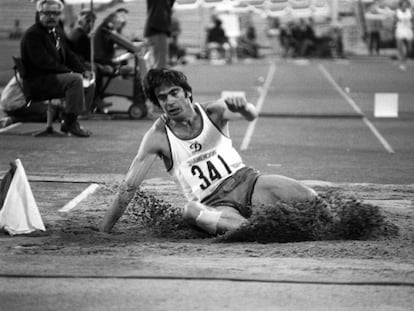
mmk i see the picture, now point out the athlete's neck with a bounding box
[167,106,202,139]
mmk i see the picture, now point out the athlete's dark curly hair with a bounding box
[143,68,193,107]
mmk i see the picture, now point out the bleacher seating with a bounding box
[0,0,35,38]
[0,0,368,63]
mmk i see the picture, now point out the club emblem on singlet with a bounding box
[190,141,202,153]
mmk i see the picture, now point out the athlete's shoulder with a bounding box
[141,118,166,143]
[139,118,168,154]
[152,117,167,132]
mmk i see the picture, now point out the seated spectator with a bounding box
[206,17,232,63]
[237,25,260,59]
[67,9,96,64]
[297,18,317,57]
[280,21,298,58]
[67,9,112,113]
[20,0,94,137]
[93,10,146,107]
[94,11,131,67]
[115,7,129,35]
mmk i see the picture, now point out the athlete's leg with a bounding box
[397,38,407,63]
[407,39,413,58]
[183,201,247,234]
[251,174,317,207]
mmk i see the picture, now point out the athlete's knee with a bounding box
[183,202,222,234]
[303,185,318,201]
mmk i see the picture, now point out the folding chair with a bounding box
[12,56,65,137]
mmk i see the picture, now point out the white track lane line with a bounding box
[240,62,276,150]
[318,64,395,154]
[59,183,100,213]
[0,122,22,133]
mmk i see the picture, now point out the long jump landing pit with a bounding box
[0,175,413,310]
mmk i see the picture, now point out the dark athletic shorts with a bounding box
[201,166,260,218]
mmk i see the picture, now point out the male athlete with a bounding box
[100,68,317,234]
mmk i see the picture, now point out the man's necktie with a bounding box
[49,28,61,51]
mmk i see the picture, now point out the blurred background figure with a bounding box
[266,17,281,57]
[93,9,147,114]
[9,19,23,40]
[365,2,382,56]
[279,21,297,58]
[115,7,129,35]
[93,11,129,111]
[144,0,175,69]
[297,18,317,57]
[329,18,345,59]
[67,9,106,113]
[237,25,260,59]
[206,16,231,63]
[169,10,187,66]
[94,11,129,66]
[67,9,96,64]
[395,0,413,71]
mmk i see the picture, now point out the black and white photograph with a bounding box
[0,0,413,310]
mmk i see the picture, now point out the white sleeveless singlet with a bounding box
[163,103,245,202]
[396,8,413,40]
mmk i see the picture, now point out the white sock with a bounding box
[195,210,222,234]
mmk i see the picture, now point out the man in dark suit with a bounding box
[21,0,94,137]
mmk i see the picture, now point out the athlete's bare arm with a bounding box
[204,96,258,126]
[223,96,258,121]
[100,121,169,233]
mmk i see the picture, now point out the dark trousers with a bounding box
[368,31,381,55]
[54,72,94,115]
[26,72,94,116]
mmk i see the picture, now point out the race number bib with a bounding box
[177,146,244,199]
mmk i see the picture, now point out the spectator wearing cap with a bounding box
[20,0,94,137]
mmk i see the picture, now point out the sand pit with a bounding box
[1,178,412,264]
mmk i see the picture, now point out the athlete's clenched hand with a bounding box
[224,96,248,113]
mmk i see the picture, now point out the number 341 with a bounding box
[191,155,232,190]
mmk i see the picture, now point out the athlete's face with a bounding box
[155,85,192,120]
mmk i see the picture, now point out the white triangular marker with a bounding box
[0,159,45,235]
